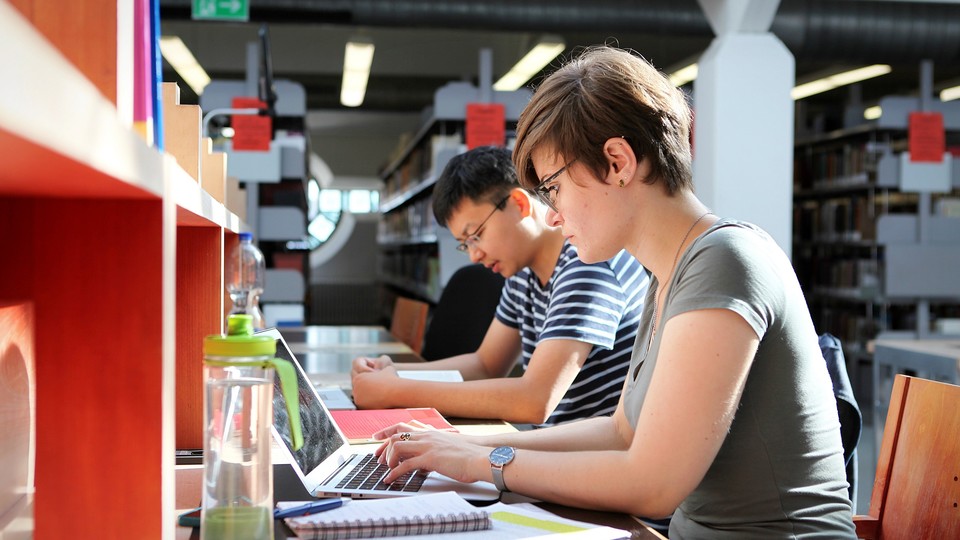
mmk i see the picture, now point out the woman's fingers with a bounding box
[382,439,432,483]
[372,421,422,440]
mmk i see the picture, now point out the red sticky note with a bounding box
[231,97,272,151]
[466,103,506,149]
[908,111,945,163]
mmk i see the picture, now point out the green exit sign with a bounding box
[193,0,249,21]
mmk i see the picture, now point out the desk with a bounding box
[175,326,665,539]
[275,325,421,389]
[872,339,960,442]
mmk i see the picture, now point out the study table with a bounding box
[872,338,960,445]
[175,325,666,539]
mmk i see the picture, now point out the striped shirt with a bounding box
[495,241,649,426]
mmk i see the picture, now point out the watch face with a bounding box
[489,446,515,466]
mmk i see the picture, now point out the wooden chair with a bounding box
[854,374,960,539]
[390,296,430,354]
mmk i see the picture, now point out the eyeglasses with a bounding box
[456,195,511,252]
[533,159,576,212]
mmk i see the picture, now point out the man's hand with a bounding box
[351,364,400,408]
[351,354,394,376]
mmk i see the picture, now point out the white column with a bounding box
[693,0,794,254]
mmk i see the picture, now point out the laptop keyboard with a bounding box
[334,454,427,492]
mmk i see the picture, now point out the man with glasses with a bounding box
[351,146,649,426]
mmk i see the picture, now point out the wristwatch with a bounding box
[488,446,516,492]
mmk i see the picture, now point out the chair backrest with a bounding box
[389,296,430,354]
[420,264,504,361]
[819,333,862,510]
[854,375,960,539]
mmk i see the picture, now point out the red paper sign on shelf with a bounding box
[908,111,945,163]
[231,96,272,151]
[466,103,506,149]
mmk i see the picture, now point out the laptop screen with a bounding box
[261,328,346,476]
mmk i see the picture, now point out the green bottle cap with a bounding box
[203,315,276,357]
[227,314,253,336]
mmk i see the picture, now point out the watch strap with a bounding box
[491,464,509,492]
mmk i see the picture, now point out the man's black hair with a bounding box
[432,146,518,227]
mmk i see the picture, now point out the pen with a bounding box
[274,498,347,519]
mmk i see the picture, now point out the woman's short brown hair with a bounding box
[513,46,693,196]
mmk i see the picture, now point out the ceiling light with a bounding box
[668,63,699,87]
[159,36,211,95]
[341,40,375,107]
[940,85,960,102]
[791,65,891,100]
[493,38,565,91]
[864,106,882,120]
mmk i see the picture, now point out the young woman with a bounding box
[371,46,856,538]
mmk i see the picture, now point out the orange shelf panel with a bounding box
[0,128,158,200]
[175,228,224,449]
[0,199,171,540]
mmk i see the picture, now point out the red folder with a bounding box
[330,408,457,443]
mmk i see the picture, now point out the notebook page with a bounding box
[397,370,464,382]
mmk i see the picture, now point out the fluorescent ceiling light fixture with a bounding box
[493,38,565,91]
[791,64,891,100]
[669,63,699,87]
[864,106,882,120]
[940,85,960,102]
[159,36,210,95]
[341,40,375,107]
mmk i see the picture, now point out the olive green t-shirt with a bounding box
[624,220,856,539]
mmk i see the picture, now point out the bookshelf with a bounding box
[377,82,529,310]
[0,4,242,539]
[792,99,960,401]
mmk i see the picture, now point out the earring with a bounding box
[618,178,625,188]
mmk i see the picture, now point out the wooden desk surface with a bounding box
[874,338,960,362]
[174,326,666,539]
[174,464,664,540]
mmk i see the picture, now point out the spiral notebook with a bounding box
[281,492,490,539]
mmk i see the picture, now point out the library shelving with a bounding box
[792,97,960,382]
[201,79,311,326]
[377,82,529,311]
[1,4,242,539]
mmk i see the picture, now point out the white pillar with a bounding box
[693,0,794,254]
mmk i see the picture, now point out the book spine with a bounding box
[290,511,491,540]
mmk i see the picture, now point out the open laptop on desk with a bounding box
[257,327,500,501]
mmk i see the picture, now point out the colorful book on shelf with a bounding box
[329,408,457,443]
[281,492,490,539]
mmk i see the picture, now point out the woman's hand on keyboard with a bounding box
[374,424,486,485]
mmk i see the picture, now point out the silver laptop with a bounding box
[257,327,500,501]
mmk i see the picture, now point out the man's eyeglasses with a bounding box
[533,159,576,212]
[456,195,511,252]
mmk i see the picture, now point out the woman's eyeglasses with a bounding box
[456,195,511,252]
[533,160,576,212]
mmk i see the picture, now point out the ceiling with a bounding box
[157,0,960,181]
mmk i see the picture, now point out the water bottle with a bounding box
[228,232,265,329]
[201,315,303,540]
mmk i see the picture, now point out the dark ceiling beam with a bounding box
[160,0,960,63]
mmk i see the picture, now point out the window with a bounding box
[305,188,380,245]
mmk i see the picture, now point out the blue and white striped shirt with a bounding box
[496,241,649,426]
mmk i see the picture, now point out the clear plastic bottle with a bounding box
[227,232,265,329]
[201,315,303,540]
